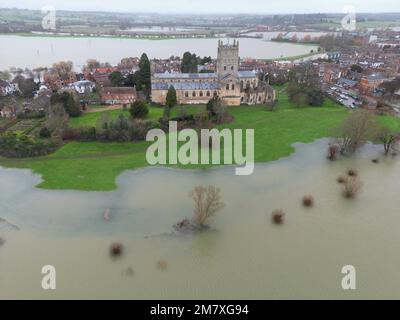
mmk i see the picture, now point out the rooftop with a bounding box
[152,81,220,91]
[153,73,217,79]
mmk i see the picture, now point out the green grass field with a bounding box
[69,105,205,129]
[1,88,399,191]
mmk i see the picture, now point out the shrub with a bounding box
[0,132,59,158]
[129,100,149,119]
[337,176,347,184]
[342,177,363,199]
[327,144,339,161]
[347,169,358,177]
[61,128,80,141]
[272,209,285,225]
[302,196,314,207]
[39,127,51,138]
[109,243,123,258]
[78,127,97,141]
[157,260,168,271]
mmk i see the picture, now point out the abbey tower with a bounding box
[216,39,239,78]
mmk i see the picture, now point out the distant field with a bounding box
[308,20,400,30]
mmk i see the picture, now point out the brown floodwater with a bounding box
[0,139,399,299]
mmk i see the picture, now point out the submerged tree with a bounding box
[376,127,399,155]
[333,109,378,155]
[190,185,225,227]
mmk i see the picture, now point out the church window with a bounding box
[224,66,227,71]
[206,91,210,97]
[192,91,196,97]
[185,91,189,97]
[231,84,235,90]
[231,66,234,71]
[200,91,203,97]
[226,84,230,90]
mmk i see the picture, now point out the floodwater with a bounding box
[0,139,399,299]
[0,35,317,70]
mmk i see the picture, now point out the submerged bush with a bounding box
[272,209,285,225]
[327,144,340,161]
[337,176,347,184]
[347,169,358,177]
[110,243,123,258]
[157,260,168,271]
[342,177,363,199]
[302,196,314,207]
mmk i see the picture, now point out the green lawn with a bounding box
[1,89,398,191]
[69,105,205,129]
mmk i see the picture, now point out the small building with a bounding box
[101,87,137,105]
[93,67,119,87]
[359,73,391,94]
[337,78,358,89]
[69,80,96,94]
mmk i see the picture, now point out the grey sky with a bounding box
[1,0,399,14]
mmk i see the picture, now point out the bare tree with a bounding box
[376,127,399,155]
[190,185,225,227]
[334,109,378,155]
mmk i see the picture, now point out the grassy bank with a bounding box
[1,88,398,191]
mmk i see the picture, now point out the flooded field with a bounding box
[1,139,400,299]
[0,35,317,70]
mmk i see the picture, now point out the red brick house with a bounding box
[101,87,137,105]
[93,67,119,87]
[359,73,391,94]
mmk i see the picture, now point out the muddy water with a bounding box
[1,139,400,299]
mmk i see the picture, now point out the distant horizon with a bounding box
[2,6,400,15]
[1,0,400,15]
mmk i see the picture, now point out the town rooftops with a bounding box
[152,81,220,91]
[337,78,358,88]
[153,72,217,79]
[94,67,118,74]
[71,80,94,87]
[102,87,136,94]
[153,71,257,80]
[365,73,389,81]
[238,71,257,78]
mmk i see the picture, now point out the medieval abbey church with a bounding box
[151,40,276,106]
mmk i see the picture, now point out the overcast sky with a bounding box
[1,0,399,14]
